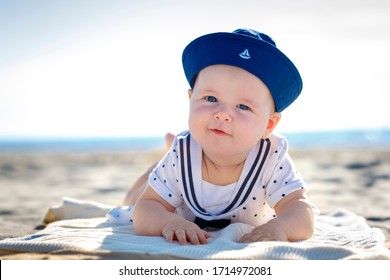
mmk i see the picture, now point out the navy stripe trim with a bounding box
[179,134,209,216]
[237,138,271,208]
[221,138,271,214]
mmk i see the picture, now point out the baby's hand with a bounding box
[238,221,287,243]
[162,218,213,245]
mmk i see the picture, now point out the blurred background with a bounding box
[0,0,389,242]
[0,0,389,150]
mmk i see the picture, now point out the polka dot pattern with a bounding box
[146,131,308,228]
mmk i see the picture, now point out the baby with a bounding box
[121,28,315,245]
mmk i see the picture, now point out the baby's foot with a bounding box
[165,133,175,150]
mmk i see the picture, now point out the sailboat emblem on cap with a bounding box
[239,49,251,59]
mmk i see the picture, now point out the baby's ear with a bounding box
[188,89,193,99]
[264,112,282,138]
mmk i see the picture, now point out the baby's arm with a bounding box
[238,190,314,242]
[132,186,212,245]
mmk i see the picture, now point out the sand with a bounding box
[0,147,389,259]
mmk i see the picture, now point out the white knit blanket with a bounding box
[0,197,389,260]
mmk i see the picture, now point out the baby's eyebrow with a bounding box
[197,88,219,95]
[238,97,255,105]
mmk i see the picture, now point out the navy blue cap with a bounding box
[182,29,303,112]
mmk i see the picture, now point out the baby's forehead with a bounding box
[195,65,270,91]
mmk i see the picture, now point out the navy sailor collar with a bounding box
[177,132,271,221]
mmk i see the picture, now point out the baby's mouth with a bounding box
[210,128,229,136]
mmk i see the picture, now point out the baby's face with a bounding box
[188,64,279,159]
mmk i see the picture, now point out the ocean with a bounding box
[0,129,389,152]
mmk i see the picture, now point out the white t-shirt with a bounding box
[148,130,307,227]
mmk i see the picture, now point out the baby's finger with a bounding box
[238,232,259,243]
[238,233,250,243]
[163,230,175,243]
[197,230,213,244]
[204,231,214,239]
[239,232,277,243]
[174,229,187,245]
[186,230,201,245]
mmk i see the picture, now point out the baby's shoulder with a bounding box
[169,130,191,149]
[167,130,194,157]
[268,132,289,155]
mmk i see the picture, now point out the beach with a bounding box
[0,147,389,259]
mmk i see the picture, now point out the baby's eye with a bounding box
[205,96,218,103]
[237,104,251,111]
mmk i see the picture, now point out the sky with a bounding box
[1,0,390,138]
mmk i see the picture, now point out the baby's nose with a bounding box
[213,109,232,122]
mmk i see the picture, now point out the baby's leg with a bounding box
[123,163,156,205]
[123,133,175,206]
